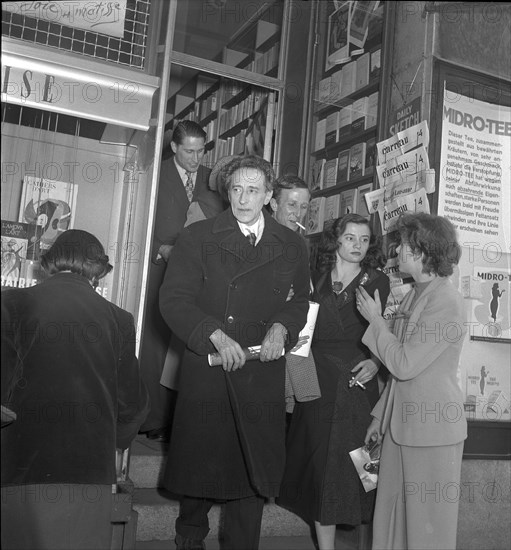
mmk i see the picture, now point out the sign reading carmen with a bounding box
[3,1,127,38]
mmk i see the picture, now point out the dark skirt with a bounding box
[278,344,378,525]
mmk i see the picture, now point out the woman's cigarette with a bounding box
[295,221,306,230]
[350,377,366,390]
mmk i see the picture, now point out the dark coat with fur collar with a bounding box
[159,208,310,499]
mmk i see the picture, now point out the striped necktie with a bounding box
[185,171,194,201]
[246,232,256,246]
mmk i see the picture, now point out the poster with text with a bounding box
[3,1,127,38]
[19,176,78,251]
[469,266,510,343]
[438,92,511,252]
[462,342,510,422]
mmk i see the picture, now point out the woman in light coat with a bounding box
[356,212,467,550]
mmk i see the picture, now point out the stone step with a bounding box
[134,535,318,549]
[132,488,311,542]
[129,435,166,489]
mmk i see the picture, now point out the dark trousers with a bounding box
[176,495,265,550]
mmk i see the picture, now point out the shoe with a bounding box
[146,427,169,442]
[175,534,206,549]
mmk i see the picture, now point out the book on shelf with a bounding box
[351,96,368,134]
[330,69,343,103]
[366,91,379,128]
[196,75,217,98]
[356,183,372,219]
[322,158,339,189]
[306,197,326,235]
[323,194,341,226]
[325,112,339,147]
[370,49,381,81]
[338,106,352,140]
[349,1,380,48]
[339,188,358,216]
[355,52,370,90]
[314,118,327,151]
[1,220,42,288]
[310,158,326,192]
[337,149,351,185]
[349,142,367,180]
[340,60,356,98]
[318,76,332,103]
[365,137,377,175]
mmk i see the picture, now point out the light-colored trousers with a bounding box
[372,430,464,550]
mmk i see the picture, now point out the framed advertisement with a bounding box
[326,2,351,72]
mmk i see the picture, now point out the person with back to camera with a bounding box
[356,212,467,550]
[159,155,310,550]
[1,229,149,550]
[139,120,225,441]
[278,213,390,550]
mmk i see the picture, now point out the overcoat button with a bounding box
[229,282,237,289]
[226,315,234,323]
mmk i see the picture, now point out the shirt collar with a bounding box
[174,158,196,184]
[237,212,264,245]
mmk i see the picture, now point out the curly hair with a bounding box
[317,213,386,273]
[217,155,276,201]
[396,213,461,276]
[41,229,112,284]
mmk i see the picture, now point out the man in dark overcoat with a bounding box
[139,120,225,440]
[159,156,310,550]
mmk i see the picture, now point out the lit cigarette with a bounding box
[295,221,306,230]
[351,377,366,390]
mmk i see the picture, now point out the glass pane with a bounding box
[172,0,283,76]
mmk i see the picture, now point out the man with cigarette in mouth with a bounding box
[269,174,311,234]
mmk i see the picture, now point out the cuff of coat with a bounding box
[188,317,225,355]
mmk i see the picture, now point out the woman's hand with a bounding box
[364,417,382,446]
[209,329,246,372]
[350,358,379,386]
[356,287,382,323]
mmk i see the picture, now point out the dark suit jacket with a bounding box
[159,208,310,499]
[1,273,149,486]
[151,158,224,263]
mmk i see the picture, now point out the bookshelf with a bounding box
[166,5,282,166]
[304,1,385,243]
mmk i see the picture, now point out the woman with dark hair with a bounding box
[278,213,390,550]
[356,212,467,550]
[1,229,149,550]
